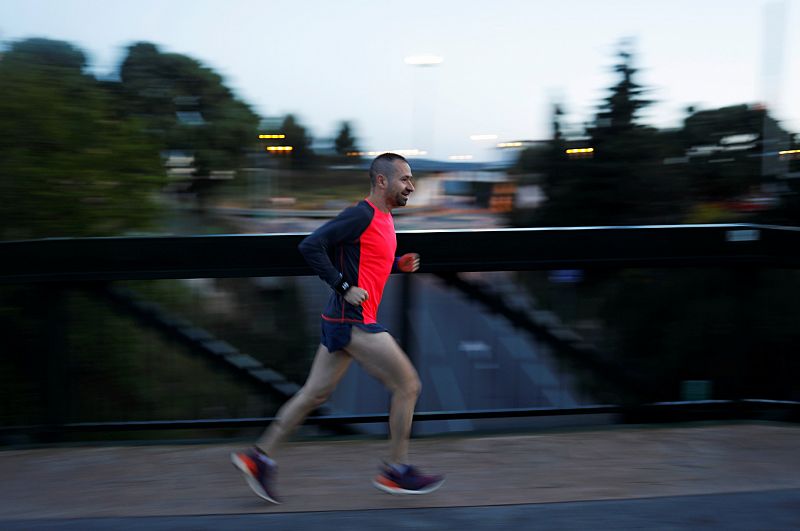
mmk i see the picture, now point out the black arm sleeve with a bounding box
[298,203,372,291]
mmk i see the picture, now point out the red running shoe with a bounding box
[231,448,280,504]
[373,463,445,495]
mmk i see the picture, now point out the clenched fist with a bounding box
[397,253,420,273]
[344,286,369,306]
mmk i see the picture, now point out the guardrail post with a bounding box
[43,283,71,441]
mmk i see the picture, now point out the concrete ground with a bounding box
[1,422,799,529]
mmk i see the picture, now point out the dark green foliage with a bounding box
[334,121,358,157]
[513,42,795,229]
[0,38,165,239]
[517,44,687,228]
[600,269,800,401]
[280,114,315,168]
[0,285,277,426]
[119,42,261,177]
[518,268,800,403]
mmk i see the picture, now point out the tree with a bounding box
[591,44,652,139]
[580,42,671,224]
[118,42,260,177]
[0,38,165,240]
[334,121,358,158]
[518,43,683,227]
[280,114,314,168]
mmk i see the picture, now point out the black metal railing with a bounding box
[3,224,800,284]
[2,223,799,437]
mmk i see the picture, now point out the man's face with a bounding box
[385,161,415,208]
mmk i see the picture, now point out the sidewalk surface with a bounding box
[2,423,799,529]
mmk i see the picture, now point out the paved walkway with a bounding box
[2,423,799,528]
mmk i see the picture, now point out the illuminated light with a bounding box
[779,149,800,155]
[470,134,498,141]
[565,148,595,154]
[497,142,523,148]
[346,149,423,157]
[397,149,427,157]
[359,149,427,157]
[448,155,474,160]
[259,134,286,139]
[266,146,294,152]
[404,54,444,66]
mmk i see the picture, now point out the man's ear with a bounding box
[377,174,387,189]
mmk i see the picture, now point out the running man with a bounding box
[232,152,444,503]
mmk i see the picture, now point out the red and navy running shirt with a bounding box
[299,199,400,324]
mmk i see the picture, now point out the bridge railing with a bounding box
[3,224,800,284]
[1,223,799,439]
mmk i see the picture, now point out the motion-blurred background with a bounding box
[1,0,799,442]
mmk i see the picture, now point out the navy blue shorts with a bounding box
[320,320,387,353]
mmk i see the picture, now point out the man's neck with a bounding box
[367,192,391,213]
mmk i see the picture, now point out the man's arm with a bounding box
[298,204,372,294]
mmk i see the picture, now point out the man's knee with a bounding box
[401,374,422,399]
[300,386,334,408]
[412,377,422,398]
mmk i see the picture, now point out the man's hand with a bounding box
[344,286,369,306]
[398,253,420,273]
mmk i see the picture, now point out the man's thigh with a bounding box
[344,328,418,389]
[302,344,352,395]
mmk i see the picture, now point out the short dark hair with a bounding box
[369,152,408,187]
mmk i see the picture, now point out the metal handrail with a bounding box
[3,400,798,435]
[3,223,800,437]
[2,224,799,284]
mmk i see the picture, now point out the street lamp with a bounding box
[404,54,443,159]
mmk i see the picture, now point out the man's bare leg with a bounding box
[344,327,421,464]
[257,344,352,456]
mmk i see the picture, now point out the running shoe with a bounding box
[372,463,445,495]
[230,448,280,504]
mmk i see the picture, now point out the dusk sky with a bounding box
[2,0,797,161]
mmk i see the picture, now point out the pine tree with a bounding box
[592,44,652,140]
[334,121,358,157]
[520,42,682,227]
